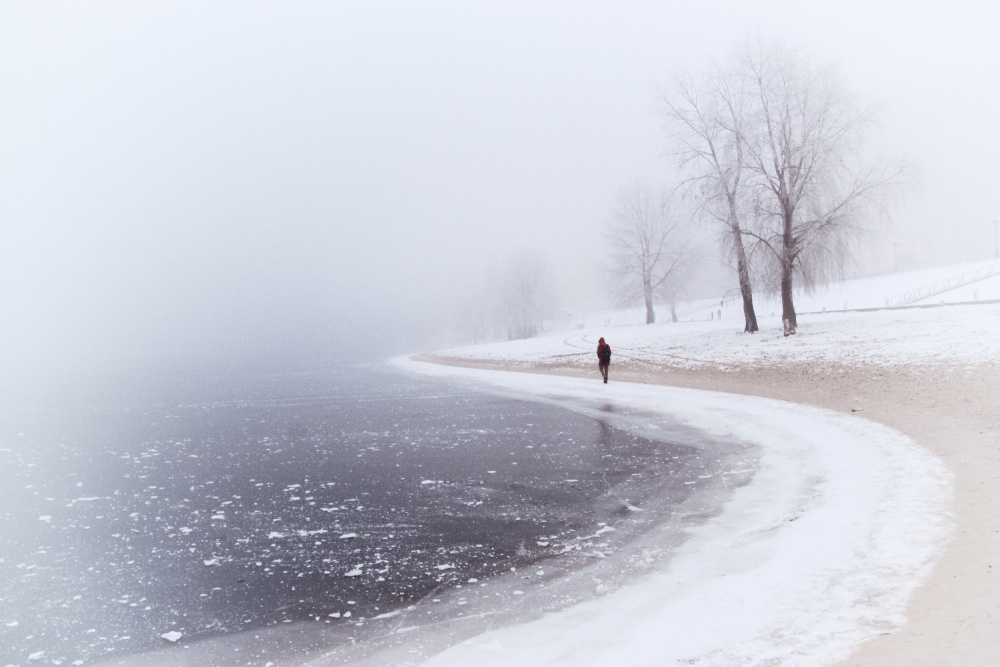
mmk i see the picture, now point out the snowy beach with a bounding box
[408,264,1000,665]
[394,360,951,666]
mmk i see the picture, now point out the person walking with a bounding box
[597,337,611,383]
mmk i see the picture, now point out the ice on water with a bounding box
[0,365,732,666]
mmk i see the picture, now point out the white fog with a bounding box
[1,3,999,666]
[2,1,997,381]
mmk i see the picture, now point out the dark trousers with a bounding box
[599,364,609,382]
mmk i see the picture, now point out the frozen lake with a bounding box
[0,361,741,666]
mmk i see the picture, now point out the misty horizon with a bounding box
[2,2,998,382]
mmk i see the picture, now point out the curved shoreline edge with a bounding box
[394,356,954,666]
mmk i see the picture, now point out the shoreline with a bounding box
[658,360,1000,667]
[400,355,955,665]
[414,351,1000,665]
[305,359,758,667]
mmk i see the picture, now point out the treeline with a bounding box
[463,36,903,342]
[610,38,903,335]
[456,251,557,343]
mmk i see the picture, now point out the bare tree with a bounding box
[658,63,760,333]
[740,41,903,335]
[606,184,695,324]
[481,251,556,340]
[454,251,556,343]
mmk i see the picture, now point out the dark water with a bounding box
[0,361,713,666]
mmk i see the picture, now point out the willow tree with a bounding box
[741,41,903,335]
[658,62,760,333]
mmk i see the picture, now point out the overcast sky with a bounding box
[1,1,998,379]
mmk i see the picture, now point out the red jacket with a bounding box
[597,338,611,365]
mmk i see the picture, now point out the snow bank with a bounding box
[436,300,1000,374]
[395,358,952,666]
[570,260,1000,328]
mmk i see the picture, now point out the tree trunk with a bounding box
[781,210,797,336]
[644,279,655,324]
[780,264,796,336]
[670,302,678,322]
[732,226,758,333]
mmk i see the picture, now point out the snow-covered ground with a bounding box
[395,360,951,666]
[393,261,1000,665]
[439,262,1000,375]
[565,259,1000,329]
